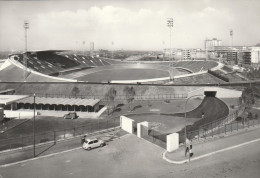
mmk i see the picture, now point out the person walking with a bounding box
[189,144,193,162]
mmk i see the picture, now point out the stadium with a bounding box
[0,50,223,83]
[0,48,250,152]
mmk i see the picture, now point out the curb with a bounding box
[163,137,260,164]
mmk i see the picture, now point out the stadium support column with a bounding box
[167,18,173,80]
[23,20,29,81]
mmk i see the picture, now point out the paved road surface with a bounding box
[0,129,260,178]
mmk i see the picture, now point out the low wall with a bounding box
[167,133,179,152]
[120,116,135,134]
[137,121,149,138]
[4,110,39,118]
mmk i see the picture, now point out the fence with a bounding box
[179,116,260,145]
[0,118,119,151]
[141,126,167,149]
[17,92,187,101]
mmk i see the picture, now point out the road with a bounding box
[0,129,260,178]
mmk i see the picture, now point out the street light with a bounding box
[184,94,204,158]
[33,93,36,157]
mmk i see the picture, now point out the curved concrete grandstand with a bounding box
[0,50,222,83]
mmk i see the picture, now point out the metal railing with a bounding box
[179,117,260,145]
[0,119,119,151]
[16,92,187,101]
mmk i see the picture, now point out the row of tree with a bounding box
[105,86,136,115]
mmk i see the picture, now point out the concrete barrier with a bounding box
[167,133,179,152]
[120,116,135,134]
[137,121,149,138]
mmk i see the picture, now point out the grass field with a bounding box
[76,68,169,82]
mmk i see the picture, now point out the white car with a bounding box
[82,137,106,151]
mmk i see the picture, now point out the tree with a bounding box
[123,86,136,111]
[105,87,117,115]
[71,86,80,97]
[242,87,255,112]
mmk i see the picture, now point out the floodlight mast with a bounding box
[230,29,233,63]
[112,41,114,59]
[167,18,173,80]
[23,20,29,81]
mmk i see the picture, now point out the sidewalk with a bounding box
[164,126,260,164]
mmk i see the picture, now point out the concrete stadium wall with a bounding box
[167,133,179,152]
[188,87,242,98]
[137,121,149,138]
[187,87,205,98]
[120,116,135,134]
[204,87,242,98]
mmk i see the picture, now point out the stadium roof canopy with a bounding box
[25,50,68,53]
[0,95,29,105]
[17,97,100,107]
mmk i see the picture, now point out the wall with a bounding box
[120,116,134,134]
[167,133,179,152]
[137,121,149,138]
[0,107,3,121]
[4,110,39,118]
[188,87,242,98]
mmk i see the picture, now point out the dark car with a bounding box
[63,112,78,119]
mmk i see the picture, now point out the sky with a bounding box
[0,0,260,51]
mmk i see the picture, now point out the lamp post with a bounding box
[33,93,36,157]
[184,94,204,158]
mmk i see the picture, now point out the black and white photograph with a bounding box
[0,0,260,177]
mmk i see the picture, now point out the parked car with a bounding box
[82,137,106,151]
[63,112,78,119]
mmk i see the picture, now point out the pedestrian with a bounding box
[185,146,189,157]
[189,144,193,161]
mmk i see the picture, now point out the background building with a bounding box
[205,38,222,51]
[251,46,260,67]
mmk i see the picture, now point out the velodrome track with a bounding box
[173,96,229,119]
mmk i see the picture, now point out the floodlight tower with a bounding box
[230,29,233,62]
[112,41,114,59]
[23,20,29,81]
[167,18,173,80]
[82,41,86,56]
